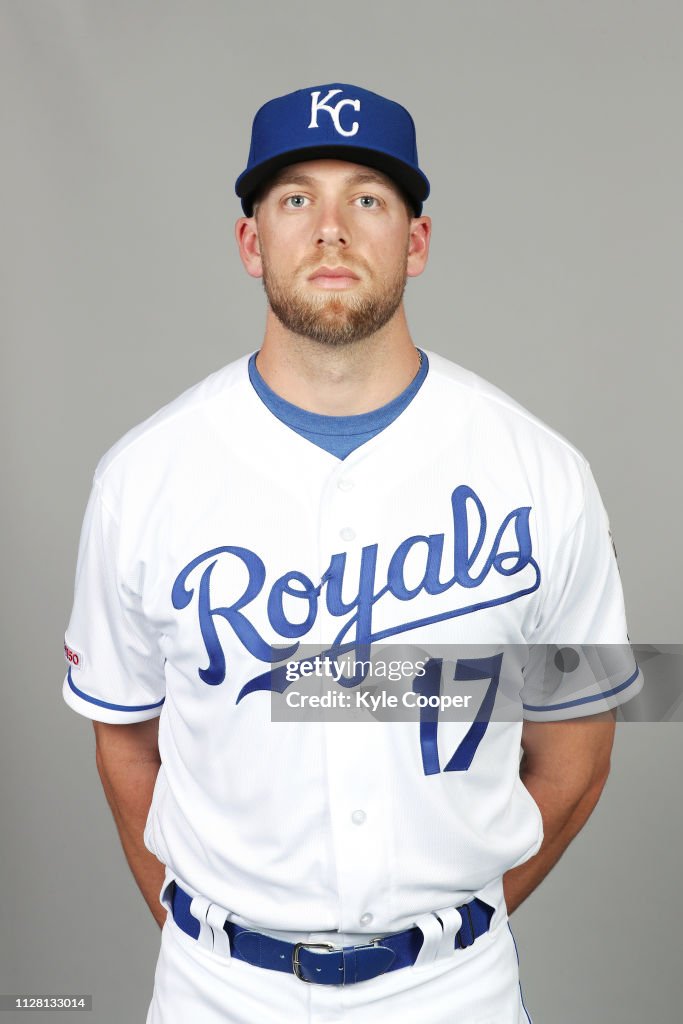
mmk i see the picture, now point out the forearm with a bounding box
[502,766,608,916]
[96,744,167,929]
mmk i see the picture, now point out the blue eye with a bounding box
[285,195,308,208]
[357,195,379,208]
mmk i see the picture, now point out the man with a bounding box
[63,83,643,1022]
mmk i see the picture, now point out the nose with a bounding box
[313,199,349,248]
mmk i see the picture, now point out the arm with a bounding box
[502,710,616,915]
[93,718,167,929]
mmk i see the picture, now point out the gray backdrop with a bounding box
[2,1,681,1021]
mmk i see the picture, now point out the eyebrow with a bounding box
[270,169,395,190]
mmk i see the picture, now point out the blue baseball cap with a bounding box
[235,83,430,216]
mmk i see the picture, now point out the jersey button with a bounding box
[359,913,374,927]
[340,527,356,542]
[351,809,366,825]
[337,478,354,491]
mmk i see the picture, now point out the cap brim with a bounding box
[235,144,430,216]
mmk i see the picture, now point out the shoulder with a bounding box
[421,348,593,527]
[423,348,589,468]
[92,352,254,503]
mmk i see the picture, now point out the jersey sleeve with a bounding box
[520,462,643,720]
[62,479,166,723]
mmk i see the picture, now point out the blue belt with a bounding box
[170,882,494,986]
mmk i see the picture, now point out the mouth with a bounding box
[307,266,360,289]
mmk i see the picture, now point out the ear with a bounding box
[406,216,431,278]
[235,217,263,278]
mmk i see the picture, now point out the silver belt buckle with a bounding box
[292,937,385,984]
[292,942,336,982]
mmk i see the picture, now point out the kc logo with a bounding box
[308,88,361,137]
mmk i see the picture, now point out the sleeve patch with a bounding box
[64,642,84,670]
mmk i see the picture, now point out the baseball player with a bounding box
[62,83,643,1023]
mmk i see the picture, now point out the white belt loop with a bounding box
[413,912,444,968]
[190,895,215,952]
[206,903,232,960]
[435,906,462,959]
[159,870,175,915]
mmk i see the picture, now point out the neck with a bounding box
[255,306,421,415]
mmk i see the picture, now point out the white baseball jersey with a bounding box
[63,348,642,936]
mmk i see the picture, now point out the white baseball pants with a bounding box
[145,913,533,1023]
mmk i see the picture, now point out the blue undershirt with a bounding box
[248,349,429,460]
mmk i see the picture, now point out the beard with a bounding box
[261,247,409,347]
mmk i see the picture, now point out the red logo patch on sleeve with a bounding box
[64,643,84,669]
